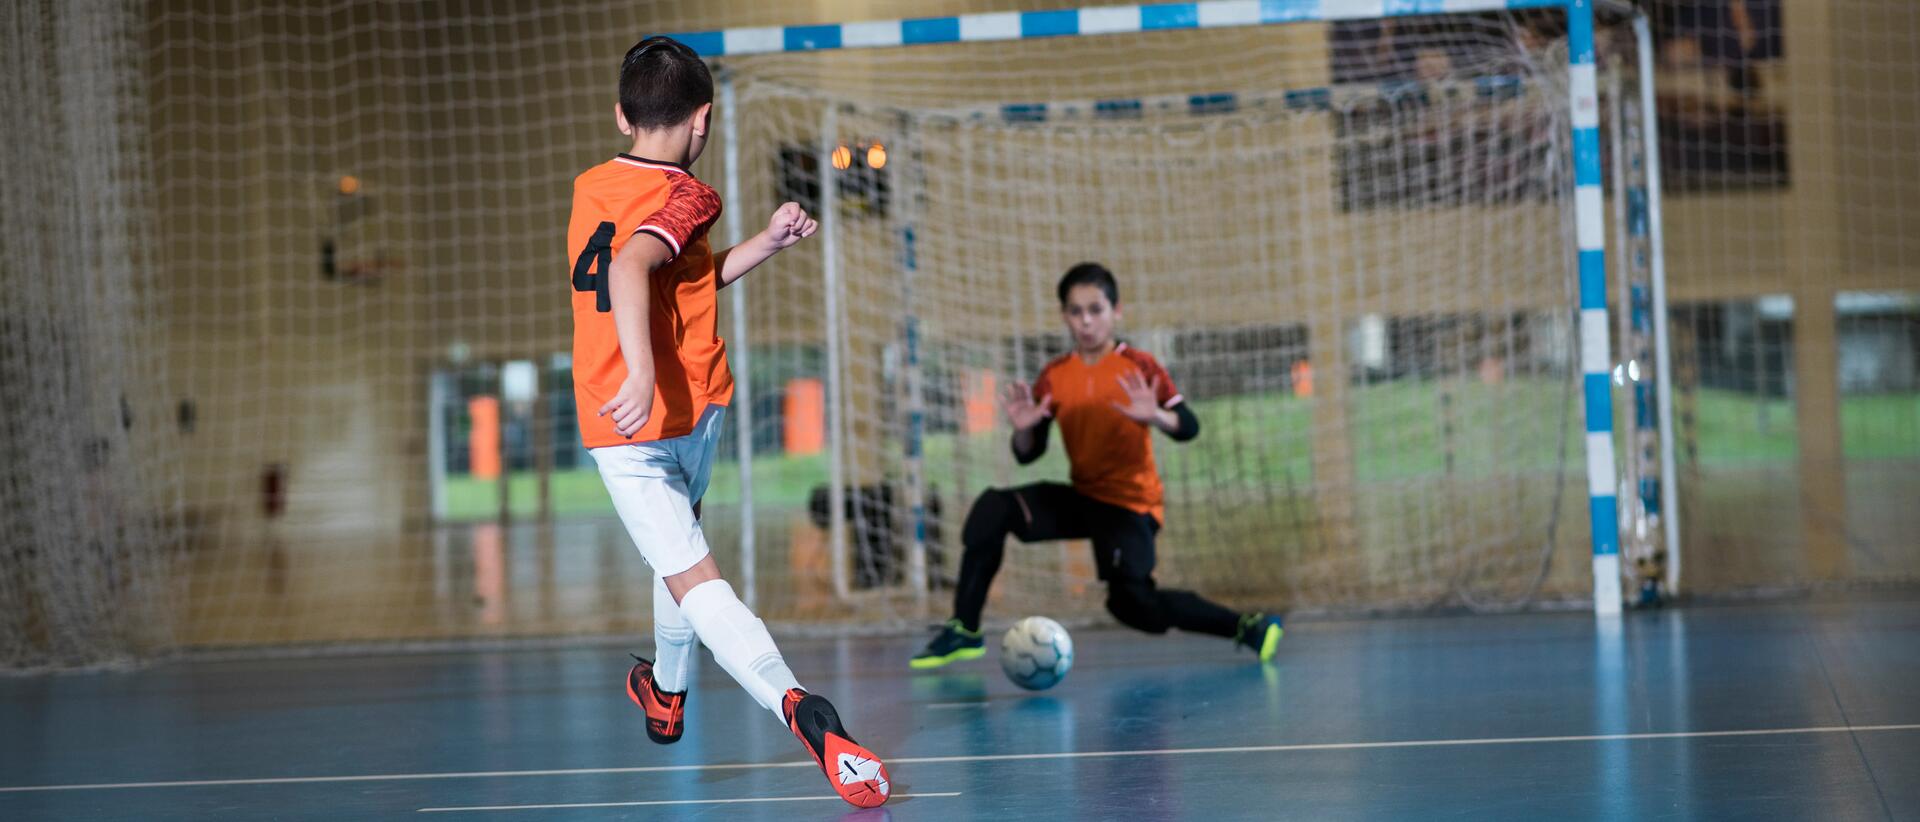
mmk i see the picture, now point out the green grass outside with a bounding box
[441,386,1920,521]
[1839,392,1920,460]
[1681,388,1920,462]
[1683,391,1798,463]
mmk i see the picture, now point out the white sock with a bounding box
[678,578,801,720]
[650,576,695,694]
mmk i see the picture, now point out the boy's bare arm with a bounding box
[598,238,674,437]
[716,202,817,288]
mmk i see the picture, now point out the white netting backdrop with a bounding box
[4,1,1915,669]
[2,0,178,668]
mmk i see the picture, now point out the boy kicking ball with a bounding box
[913,263,1285,670]
[566,36,887,807]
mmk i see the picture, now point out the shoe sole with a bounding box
[908,645,985,669]
[626,668,683,745]
[789,693,890,808]
[1259,624,1284,663]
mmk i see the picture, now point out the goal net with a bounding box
[713,10,1601,626]
[1,0,1700,667]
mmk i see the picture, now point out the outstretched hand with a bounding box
[1001,380,1054,430]
[1110,370,1163,425]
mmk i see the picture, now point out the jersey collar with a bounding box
[614,153,688,174]
[1072,340,1124,367]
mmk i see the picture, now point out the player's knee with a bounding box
[1106,579,1170,634]
[662,556,723,604]
[961,489,1018,549]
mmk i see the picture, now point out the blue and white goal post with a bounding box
[668,0,1674,614]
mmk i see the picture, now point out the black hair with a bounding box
[618,36,713,131]
[1056,262,1119,306]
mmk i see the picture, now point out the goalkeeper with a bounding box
[911,263,1285,669]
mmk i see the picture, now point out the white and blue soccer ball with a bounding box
[1000,616,1074,691]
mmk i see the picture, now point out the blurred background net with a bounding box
[1,0,1914,668]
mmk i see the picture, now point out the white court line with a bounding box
[5,724,1917,794]
[418,791,962,813]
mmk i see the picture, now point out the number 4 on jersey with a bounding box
[572,220,615,312]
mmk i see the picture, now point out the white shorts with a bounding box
[590,405,726,578]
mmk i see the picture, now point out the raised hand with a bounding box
[1001,380,1054,430]
[1111,370,1162,425]
[763,202,818,251]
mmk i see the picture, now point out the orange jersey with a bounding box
[1033,343,1184,522]
[567,153,734,447]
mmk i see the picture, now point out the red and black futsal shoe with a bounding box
[781,688,891,808]
[625,655,685,744]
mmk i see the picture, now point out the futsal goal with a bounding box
[693,0,1673,625]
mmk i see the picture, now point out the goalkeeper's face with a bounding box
[1061,284,1118,353]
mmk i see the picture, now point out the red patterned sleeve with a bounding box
[632,172,722,260]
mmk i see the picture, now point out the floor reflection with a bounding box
[175,505,1122,648]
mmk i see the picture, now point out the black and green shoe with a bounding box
[909,619,986,669]
[1235,613,1285,662]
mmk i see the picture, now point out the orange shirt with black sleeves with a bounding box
[1032,343,1185,523]
[567,154,734,447]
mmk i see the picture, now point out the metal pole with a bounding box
[428,371,449,521]
[534,366,553,521]
[820,105,849,600]
[1635,12,1684,597]
[1608,64,1631,361]
[1606,53,1648,603]
[1568,0,1624,617]
[896,117,929,603]
[495,365,510,524]
[719,72,757,607]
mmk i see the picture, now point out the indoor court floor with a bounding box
[3,598,1917,821]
